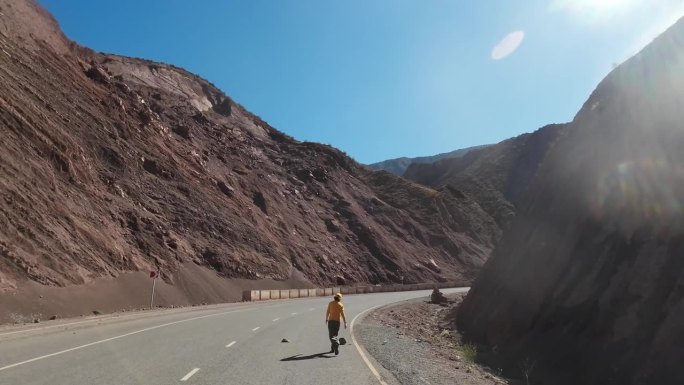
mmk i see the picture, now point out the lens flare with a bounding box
[591,158,684,231]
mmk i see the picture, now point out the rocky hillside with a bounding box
[368,145,489,176]
[405,125,564,228]
[0,0,499,306]
[457,17,684,385]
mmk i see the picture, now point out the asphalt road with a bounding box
[0,288,467,385]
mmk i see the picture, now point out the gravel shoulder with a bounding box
[356,293,515,385]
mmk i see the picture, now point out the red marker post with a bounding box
[149,271,158,309]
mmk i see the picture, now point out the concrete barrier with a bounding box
[242,282,467,301]
[242,290,259,301]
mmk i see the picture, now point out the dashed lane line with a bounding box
[180,368,200,381]
[226,341,236,348]
[272,318,279,322]
[252,327,260,331]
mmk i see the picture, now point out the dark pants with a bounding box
[327,320,340,349]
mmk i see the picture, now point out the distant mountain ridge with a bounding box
[367,145,490,176]
[404,124,565,229]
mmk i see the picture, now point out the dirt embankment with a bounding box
[0,0,500,321]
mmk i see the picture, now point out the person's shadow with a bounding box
[280,352,335,361]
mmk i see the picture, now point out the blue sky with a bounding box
[40,0,684,164]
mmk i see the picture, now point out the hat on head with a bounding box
[334,292,342,299]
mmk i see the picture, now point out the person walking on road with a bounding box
[325,292,347,355]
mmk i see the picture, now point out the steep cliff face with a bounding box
[405,125,564,228]
[0,0,498,299]
[457,18,684,385]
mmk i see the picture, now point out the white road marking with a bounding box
[180,368,200,381]
[252,326,260,331]
[0,319,102,337]
[0,308,253,372]
[272,318,279,322]
[226,341,236,348]
[0,302,275,338]
[291,312,297,315]
[350,305,389,385]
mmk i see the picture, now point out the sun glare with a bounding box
[553,0,639,14]
[582,0,628,10]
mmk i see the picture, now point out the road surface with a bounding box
[0,288,468,384]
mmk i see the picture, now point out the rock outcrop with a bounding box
[457,17,684,385]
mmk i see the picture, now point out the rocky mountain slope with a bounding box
[368,145,489,176]
[405,124,564,228]
[0,0,499,312]
[457,17,684,385]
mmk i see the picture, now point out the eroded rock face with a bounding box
[457,18,684,385]
[0,0,499,293]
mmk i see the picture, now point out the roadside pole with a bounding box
[150,271,158,309]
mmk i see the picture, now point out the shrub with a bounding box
[460,343,478,362]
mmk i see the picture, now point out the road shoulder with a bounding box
[355,294,513,385]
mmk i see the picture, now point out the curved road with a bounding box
[0,288,467,385]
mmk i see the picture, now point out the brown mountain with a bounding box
[404,124,565,229]
[0,0,498,320]
[457,18,684,385]
[367,144,490,176]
